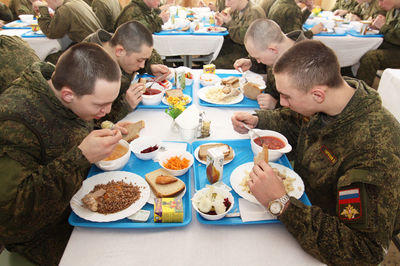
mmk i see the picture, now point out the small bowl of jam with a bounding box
[141,83,164,105]
[130,136,160,160]
[249,129,292,162]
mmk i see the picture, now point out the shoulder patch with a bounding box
[338,188,362,222]
[320,145,337,165]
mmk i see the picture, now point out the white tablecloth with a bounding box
[378,68,400,122]
[313,35,383,68]
[0,29,71,61]
[153,34,224,61]
[60,70,324,266]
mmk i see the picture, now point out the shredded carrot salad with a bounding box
[163,156,190,170]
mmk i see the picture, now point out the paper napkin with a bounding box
[239,198,275,222]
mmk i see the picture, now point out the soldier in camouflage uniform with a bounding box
[332,0,358,16]
[0,3,13,23]
[349,0,386,21]
[258,0,277,18]
[234,19,306,109]
[33,0,103,43]
[114,0,169,33]
[9,0,35,19]
[0,36,40,94]
[0,43,122,265]
[91,0,121,32]
[356,0,400,86]
[268,0,323,39]
[84,21,169,124]
[209,0,225,12]
[232,40,400,265]
[212,0,266,69]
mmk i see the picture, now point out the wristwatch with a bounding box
[268,194,290,216]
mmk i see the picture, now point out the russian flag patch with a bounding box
[338,188,362,221]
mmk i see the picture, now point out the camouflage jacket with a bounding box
[84,29,162,124]
[352,0,386,20]
[91,0,121,32]
[216,0,226,12]
[9,0,34,19]
[37,0,103,42]
[0,3,13,22]
[114,0,163,33]
[332,0,358,11]
[380,8,400,48]
[255,77,400,265]
[224,0,266,45]
[0,62,92,264]
[0,36,40,94]
[250,30,306,103]
[268,0,313,38]
[259,0,277,18]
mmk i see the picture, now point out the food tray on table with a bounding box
[135,74,193,109]
[2,20,33,29]
[191,139,311,225]
[303,24,347,37]
[154,29,228,36]
[347,29,383,38]
[21,30,45,38]
[198,73,260,108]
[69,141,192,228]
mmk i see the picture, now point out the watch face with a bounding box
[270,201,282,215]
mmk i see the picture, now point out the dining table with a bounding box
[378,68,400,122]
[59,69,325,266]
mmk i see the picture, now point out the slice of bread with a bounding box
[221,76,239,88]
[122,120,145,143]
[165,89,184,98]
[243,82,262,100]
[254,144,269,164]
[198,143,233,161]
[145,168,186,198]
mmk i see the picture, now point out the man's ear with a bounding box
[60,87,75,103]
[311,86,325,104]
[115,45,126,57]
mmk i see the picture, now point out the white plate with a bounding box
[70,171,150,222]
[230,162,304,205]
[198,86,244,105]
[162,94,192,105]
[194,143,235,165]
[147,186,186,204]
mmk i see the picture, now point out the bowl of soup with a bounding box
[141,83,164,105]
[95,139,131,171]
[249,129,292,161]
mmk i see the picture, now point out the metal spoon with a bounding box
[238,67,248,83]
[242,123,264,145]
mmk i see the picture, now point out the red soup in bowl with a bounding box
[254,136,285,150]
[143,88,161,95]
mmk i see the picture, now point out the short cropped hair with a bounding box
[52,43,121,96]
[110,21,153,54]
[244,19,285,51]
[273,40,343,92]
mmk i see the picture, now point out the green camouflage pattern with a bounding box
[0,3,13,22]
[37,0,102,43]
[352,0,386,20]
[0,62,93,265]
[83,0,93,5]
[9,0,34,19]
[332,0,358,11]
[259,0,277,18]
[255,77,400,265]
[356,8,400,86]
[216,0,226,12]
[268,0,313,38]
[114,0,163,33]
[91,0,121,32]
[84,29,163,125]
[213,1,266,69]
[0,36,40,94]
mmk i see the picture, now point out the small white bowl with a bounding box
[158,150,194,176]
[141,83,164,105]
[334,27,346,34]
[192,186,234,220]
[199,73,221,87]
[130,136,160,160]
[19,14,34,23]
[95,139,131,171]
[249,129,292,162]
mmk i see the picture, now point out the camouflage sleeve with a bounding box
[351,3,362,18]
[144,49,163,75]
[278,151,400,264]
[91,0,109,31]
[0,120,90,242]
[301,9,311,24]
[380,11,400,46]
[15,1,33,16]
[37,5,71,39]
[332,0,340,11]
[271,6,313,38]
[264,66,279,100]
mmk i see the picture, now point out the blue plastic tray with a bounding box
[191,139,311,225]
[136,74,193,109]
[68,141,192,228]
[2,20,33,29]
[303,24,347,36]
[21,30,46,38]
[198,73,260,108]
[154,30,228,36]
[347,29,383,38]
